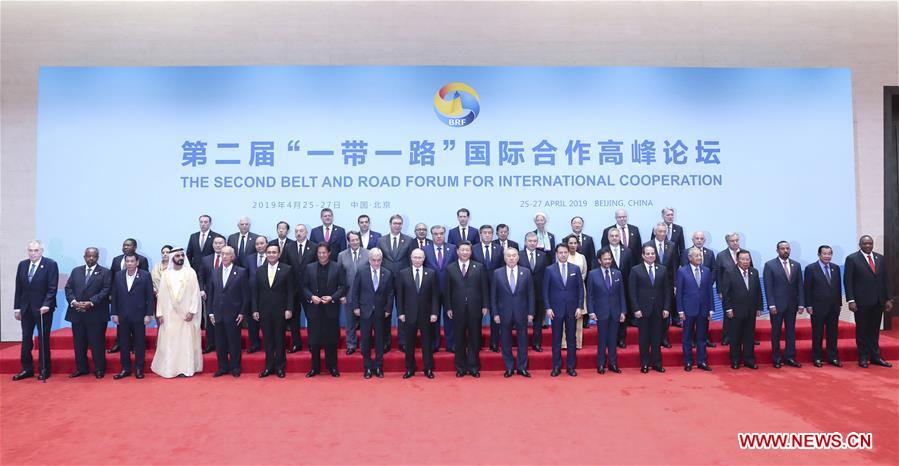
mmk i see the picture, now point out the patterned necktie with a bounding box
[529,251,535,271]
[28,263,36,282]
[509,268,516,290]
[437,246,444,268]
[85,267,92,284]
[694,267,701,287]
[415,268,421,291]
[257,254,264,267]
[824,264,831,284]
[604,268,611,289]
[373,269,380,289]
[621,227,628,248]
[783,260,791,282]
[742,269,749,289]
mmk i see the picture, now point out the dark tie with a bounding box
[485,245,490,263]
[824,265,831,284]
[84,267,92,284]
[461,263,467,277]
[529,251,535,271]
[604,268,611,289]
[238,235,246,257]
[257,254,264,267]
[742,270,749,289]
[353,250,358,263]
[415,268,421,291]
[393,236,398,251]
[299,243,303,258]
[437,247,444,267]
[648,265,655,285]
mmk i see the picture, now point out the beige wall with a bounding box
[1,0,896,340]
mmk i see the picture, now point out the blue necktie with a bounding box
[648,265,655,285]
[373,269,379,290]
[28,263,36,282]
[604,269,611,289]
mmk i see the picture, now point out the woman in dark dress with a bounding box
[302,243,346,377]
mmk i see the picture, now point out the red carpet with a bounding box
[1,363,897,465]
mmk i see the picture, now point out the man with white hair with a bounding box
[351,247,395,379]
[227,216,259,259]
[601,209,643,261]
[152,247,203,378]
[12,240,59,381]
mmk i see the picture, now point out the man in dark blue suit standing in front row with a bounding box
[64,247,112,378]
[804,245,843,368]
[110,253,154,380]
[763,240,805,369]
[491,248,534,378]
[208,246,250,377]
[12,240,59,381]
[587,249,626,374]
[677,247,714,372]
[544,243,584,377]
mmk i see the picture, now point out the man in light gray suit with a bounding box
[338,231,369,355]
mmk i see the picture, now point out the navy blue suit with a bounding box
[447,225,478,246]
[424,242,457,350]
[676,264,714,365]
[587,267,626,368]
[208,265,250,374]
[681,246,715,269]
[110,269,154,372]
[543,262,584,370]
[473,241,504,347]
[309,224,347,262]
[362,231,382,250]
[491,267,534,371]
[629,263,671,368]
[804,261,842,362]
[64,265,112,373]
[519,248,549,349]
[14,258,59,375]
[350,265,394,370]
[242,252,267,350]
[395,266,440,371]
[603,245,635,345]
[763,257,805,364]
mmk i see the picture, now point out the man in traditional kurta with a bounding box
[151,247,203,378]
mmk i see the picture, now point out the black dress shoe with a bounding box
[785,359,801,368]
[203,346,216,354]
[346,348,356,355]
[567,368,577,377]
[446,347,455,353]
[95,371,105,379]
[424,370,435,379]
[503,370,513,378]
[469,370,480,378]
[754,339,760,346]
[640,366,649,374]
[517,369,531,378]
[114,370,131,380]
[828,359,843,368]
[745,363,758,370]
[542,324,549,329]
[12,370,34,381]
[399,345,407,353]
[135,370,144,379]
[597,367,606,374]
[432,347,440,353]
[231,370,241,378]
[403,371,415,379]
[617,341,626,349]
[652,366,665,373]
[706,341,717,348]
[697,363,711,371]
[383,346,391,354]
[684,364,692,372]
[330,369,340,378]
[721,338,730,346]
[364,369,372,379]
[872,358,893,368]
[213,370,228,378]
[691,341,696,349]
[731,363,739,369]
[858,360,869,368]
[490,344,499,353]
[533,346,544,353]
[37,371,50,381]
[550,369,561,377]
[277,370,286,378]
[773,362,783,369]
[609,365,621,373]
[813,360,824,367]
[455,370,465,378]
[69,370,88,378]
[305,370,319,378]
[107,344,120,354]
[661,340,672,349]
[375,368,384,378]
[247,346,260,354]
[287,345,300,354]
[259,369,273,378]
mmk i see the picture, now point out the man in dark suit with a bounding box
[472,224,504,352]
[208,246,250,377]
[282,224,316,353]
[253,243,294,378]
[351,248,394,378]
[570,216,596,273]
[107,238,149,354]
[805,245,843,367]
[532,212,556,261]
[12,240,59,381]
[659,207,686,264]
[544,243,585,377]
[357,214,382,250]
[629,244,671,373]
[644,222,679,348]
[601,209,642,261]
[447,208,479,246]
[396,249,441,378]
[413,223,433,250]
[763,241,805,368]
[520,232,548,352]
[309,208,347,262]
[376,214,413,352]
[714,232,743,346]
[721,250,763,369]
[445,241,490,377]
[109,253,154,379]
[186,214,223,269]
[64,247,112,378]
[303,243,346,378]
[242,235,269,353]
[588,249,627,374]
[844,235,894,368]
[682,231,717,349]
[493,223,520,251]
[605,228,634,349]
[269,221,295,256]
[491,248,535,377]
[677,247,715,371]
[227,216,260,259]
[424,225,457,352]
[197,236,227,354]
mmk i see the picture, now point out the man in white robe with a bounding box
[151,247,203,377]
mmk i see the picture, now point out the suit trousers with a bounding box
[682,314,708,365]
[499,317,529,371]
[854,304,884,362]
[596,315,620,368]
[811,308,840,361]
[20,309,53,373]
[343,303,359,349]
[360,313,386,370]
[441,305,455,351]
[214,316,242,373]
[310,344,338,372]
[117,320,146,371]
[72,318,106,373]
[246,312,262,350]
[403,317,434,371]
[453,308,483,372]
[770,307,798,362]
[260,311,286,371]
[551,311,577,370]
[560,315,584,349]
[202,300,216,349]
[636,311,663,367]
[532,306,547,348]
[728,314,756,365]
[286,301,303,349]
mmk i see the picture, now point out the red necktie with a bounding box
[324,226,331,242]
[214,254,221,269]
[867,254,876,273]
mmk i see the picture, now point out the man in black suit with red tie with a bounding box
[198,236,227,354]
[804,245,843,367]
[64,247,112,378]
[253,243,294,378]
[186,214,223,268]
[445,242,490,377]
[13,240,59,381]
[208,246,250,377]
[844,235,894,368]
[721,250,762,370]
[396,249,440,379]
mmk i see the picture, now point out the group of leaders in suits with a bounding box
[10,206,895,380]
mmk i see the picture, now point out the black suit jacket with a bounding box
[303,261,346,319]
[681,246,716,269]
[628,263,670,316]
[110,270,154,323]
[109,254,150,277]
[804,262,842,315]
[227,232,260,258]
[444,261,489,314]
[574,233,596,271]
[519,248,548,310]
[268,237,297,264]
[14,258,59,313]
[601,224,642,260]
[471,241,504,276]
[721,267,763,318]
[844,251,892,306]
[656,223,686,259]
[64,265,112,323]
[395,266,440,324]
[493,239,520,252]
[643,240,678,281]
[714,249,740,290]
[187,230,223,267]
[377,234,414,274]
[208,265,250,320]
[253,262,295,315]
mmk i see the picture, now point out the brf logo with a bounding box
[433,83,480,127]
